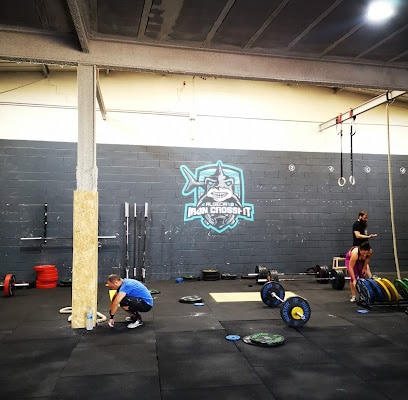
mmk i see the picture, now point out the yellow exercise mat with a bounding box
[109,290,116,301]
[209,291,297,302]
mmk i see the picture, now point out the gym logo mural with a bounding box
[180,160,254,233]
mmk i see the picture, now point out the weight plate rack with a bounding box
[356,277,408,308]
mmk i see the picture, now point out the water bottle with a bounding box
[86,306,93,331]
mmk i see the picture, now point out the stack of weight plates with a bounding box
[242,332,285,347]
[356,277,400,304]
[34,264,58,289]
[202,269,220,281]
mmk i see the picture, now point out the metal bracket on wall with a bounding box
[20,203,116,243]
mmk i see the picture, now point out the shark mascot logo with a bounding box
[180,160,254,233]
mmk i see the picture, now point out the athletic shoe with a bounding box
[127,320,143,329]
[350,296,356,302]
[125,315,137,322]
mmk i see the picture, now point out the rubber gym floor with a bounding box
[1,274,408,400]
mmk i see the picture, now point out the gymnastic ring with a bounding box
[338,177,346,187]
[349,175,356,185]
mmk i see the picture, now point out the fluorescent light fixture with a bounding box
[366,1,395,22]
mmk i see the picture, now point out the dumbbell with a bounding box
[260,281,311,327]
[1,274,30,297]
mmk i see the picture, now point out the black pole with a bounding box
[349,116,356,185]
[44,203,48,244]
[124,202,129,278]
[141,202,148,282]
[133,202,138,279]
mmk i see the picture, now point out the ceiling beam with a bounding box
[66,0,90,53]
[34,0,50,30]
[203,0,235,46]
[288,0,343,49]
[244,0,290,49]
[1,30,408,91]
[138,0,153,39]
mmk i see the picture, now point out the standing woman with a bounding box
[346,241,373,302]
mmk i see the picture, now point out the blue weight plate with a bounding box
[226,335,241,341]
[356,279,374,304]
[280,296,311,328]
[366,278,384,303]
[260,281,285,307]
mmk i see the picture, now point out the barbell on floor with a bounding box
[260,281,311,327]
[1,274,31,297]
[254,265,348,290]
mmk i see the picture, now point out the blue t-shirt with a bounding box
[118,278,153,306]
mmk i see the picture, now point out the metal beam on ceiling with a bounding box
[67,0,90,53]
[318,90,407,132]
[138,0,153,38]
[1,30,408,91]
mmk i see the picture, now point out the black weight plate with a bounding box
[202,270,220,281]
[268,270,279,282]
[255,265,268,279]
[249,333,285,347]
[366,279,383,303]
[221,273,237,280]
[183,275,201,281]
[356,279,374,304]
[280,296,311,327]
[331,269,346,290]
[260,281,285,307]
[179,295,202,303]
[316,265,329,284]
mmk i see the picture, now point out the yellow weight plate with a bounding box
[379,278,399,302]
[374,278,391,302]
[291,306,304,320]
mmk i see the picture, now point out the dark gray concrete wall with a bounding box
[1,139,407,283]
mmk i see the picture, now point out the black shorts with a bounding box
[120,296,152,313]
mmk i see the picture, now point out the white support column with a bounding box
[76,65,98,191]
[71,64,99,329]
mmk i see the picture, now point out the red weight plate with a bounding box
[3,274,16,297]
[36,281,58,289]
[36,272,59,282]
[34,265,57,272]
